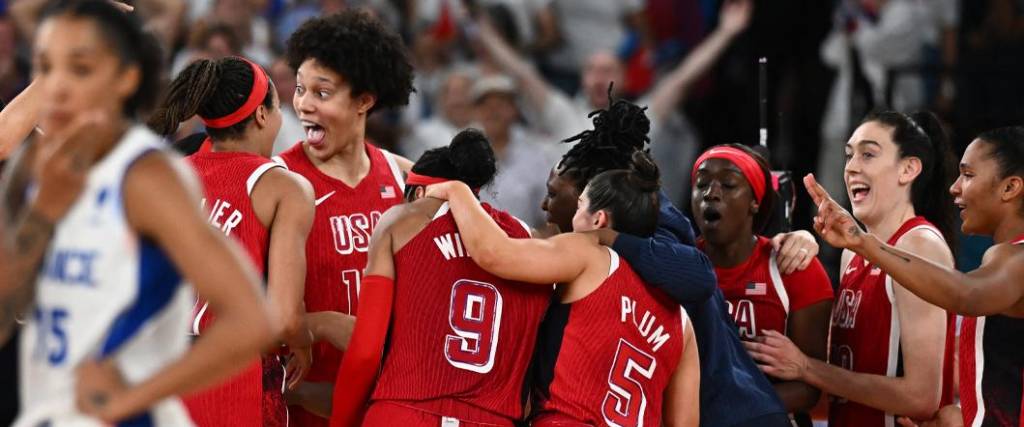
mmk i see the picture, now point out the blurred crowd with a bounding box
[1,0,1023,267]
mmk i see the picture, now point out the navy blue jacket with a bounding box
[612,192,786,427]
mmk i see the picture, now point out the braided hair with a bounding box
[557,84,651,193]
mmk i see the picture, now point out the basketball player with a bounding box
[0,1,273,425]
[745,111,958,426]
[426,151,698,426]
[148,56,316,426]
[543,94,794,426]
[323,129,550,426]
[691,144,833,420]
[802,126,1024,427]
[276,10,415,426]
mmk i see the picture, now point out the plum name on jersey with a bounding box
[832,289,863,329]
[41,249,98,287]
[434,232,470,260]
[726,299,758,339]
[331,211,383,255]
[200,198,243,237]
[620,296,671,352]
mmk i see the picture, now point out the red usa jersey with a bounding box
[184,149,287,427]
[829,216,955,427]
[275,141,404,425]
[370,203,551,422]
[187,149,280,333]
[703,236,832,340]
[960,235,1024,427]
[533,251,687,427]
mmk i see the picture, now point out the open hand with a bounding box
[804,174,865,250]
[742,330,809,381]
[31,111,110,222]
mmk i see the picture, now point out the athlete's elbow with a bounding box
[903,389,941,420]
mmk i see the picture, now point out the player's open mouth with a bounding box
[702,207,722,225]
[849,183,870,204]
[303,121,326,146]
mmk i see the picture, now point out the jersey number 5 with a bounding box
[603,338,657,427]
[445,280,503,374]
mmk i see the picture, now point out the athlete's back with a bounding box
[533,251,687,427]
[367,202,551,424]
[17,126,194,427]
[183,147,286,427]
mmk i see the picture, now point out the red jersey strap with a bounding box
[1011,234,1024,245]
[330,275,395,427]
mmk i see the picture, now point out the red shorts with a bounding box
[362,400,515,427]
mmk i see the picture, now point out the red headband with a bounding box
[406,171,480,193]
[691,147,767,203]
[201,58,270,129]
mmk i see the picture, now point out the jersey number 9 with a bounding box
[445,280,503,374]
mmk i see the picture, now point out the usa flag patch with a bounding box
[746,282,767,296]
[380,185,397,199]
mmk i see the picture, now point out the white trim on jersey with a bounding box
[767,250,790,315]
[606,247,621,276]
[511,216,532,238]
[434,202,451,220]
[192,302,209,336]
[970,317,987,427]
[381,149,406,192]
[884,274,901,427]
[271,155,286,167]
[679,306,691,336]
[246,163,284,196]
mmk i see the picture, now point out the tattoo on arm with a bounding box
[848,225,861,236]
[0,209,55,343]
[879,245,912,263]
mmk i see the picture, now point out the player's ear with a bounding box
[594,209,610,229]
[414,186,426,200]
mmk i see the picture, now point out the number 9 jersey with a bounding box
[367,203,551,424]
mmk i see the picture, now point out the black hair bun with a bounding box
[447,128,497,189]
[627,150,660,193]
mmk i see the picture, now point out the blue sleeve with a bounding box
[611,193,716,304]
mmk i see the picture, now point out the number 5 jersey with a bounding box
[532,249,689,427]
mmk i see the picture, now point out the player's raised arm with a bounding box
[806,173,1024,316]
[426,181,592,285]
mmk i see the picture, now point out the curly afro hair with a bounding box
[286,9,414,113]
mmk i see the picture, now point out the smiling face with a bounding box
[541,167,581,233]
[691,158,758,244]
[844,121,915,227]
[33,16,140,135]
[293,58,374,160]
[951,140,1006,235]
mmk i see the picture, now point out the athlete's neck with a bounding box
[209,138,260,155]
[862,202,917,243]
[308,135,370,187]
[992,214,1024,243]
[705,234,758,268]
[92,117,133,163]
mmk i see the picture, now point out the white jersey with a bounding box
[16,126,195,427]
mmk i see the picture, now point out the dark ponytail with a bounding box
[43,0,163,118]
[862,110,957,251]
[403,128,498,201]
[585,150,661,237]
[147,57,273,140]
